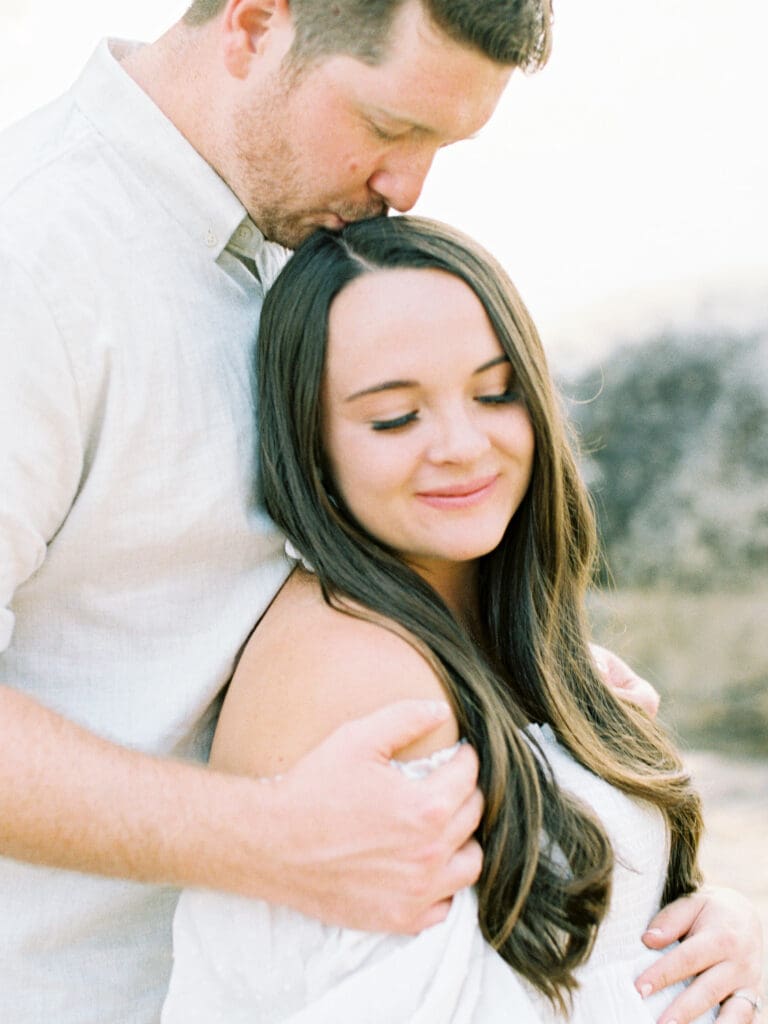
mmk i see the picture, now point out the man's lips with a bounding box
[416,475,498,509]
[326,204,388,229]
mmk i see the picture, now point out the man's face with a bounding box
[229,1,513,247]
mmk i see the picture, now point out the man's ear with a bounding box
[221,0,294,79]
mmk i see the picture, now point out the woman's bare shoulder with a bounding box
[210,569,459,777]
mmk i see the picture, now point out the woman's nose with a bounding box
[427,410,491,465]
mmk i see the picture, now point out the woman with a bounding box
[162,217,762,1023]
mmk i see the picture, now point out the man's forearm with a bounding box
[0,684,274,892]
[0,687,483,933]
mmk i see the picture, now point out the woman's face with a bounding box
[322,267,535,578]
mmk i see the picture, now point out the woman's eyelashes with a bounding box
[371,411,418,432]
[476,385,523,405]
[369,387,523,431]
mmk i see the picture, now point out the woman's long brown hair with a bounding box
[257,215,703,1012]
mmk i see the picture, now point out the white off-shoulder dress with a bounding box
[161,725,714,1023]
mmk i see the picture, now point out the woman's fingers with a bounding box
[716,990,764,1024]
[635,887,764,1024]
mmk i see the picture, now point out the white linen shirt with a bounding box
[0,40,291,1023]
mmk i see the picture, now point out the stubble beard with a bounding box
[230,95,387,249]
[231,115,312,248]
[240,170,388,249]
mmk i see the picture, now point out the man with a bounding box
[0,1,762,1021]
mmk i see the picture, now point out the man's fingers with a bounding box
[408,897,453,934]
[441,783,484,851]
[622,677,661,717]
[342,699,453,761]
[443,837,484,894]
[290,705,484,935]
[590,642,660,717]
[422,742,481,815]
[407,840,483,934]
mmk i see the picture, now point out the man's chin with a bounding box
[259,222,316,250]
[337,206,389,227]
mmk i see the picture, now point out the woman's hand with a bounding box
[590,642,661,718]
[635,886,764,1023]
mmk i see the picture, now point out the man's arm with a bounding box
[0,684,482,932]
[591,642,661,717]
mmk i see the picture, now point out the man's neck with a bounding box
[120,25,227,179]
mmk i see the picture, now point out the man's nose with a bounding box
[368,147,436,213]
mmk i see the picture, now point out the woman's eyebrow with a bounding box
[474,355,510,375]
[345,379,418,402]
[345,356,510,402]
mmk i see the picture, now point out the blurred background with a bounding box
[3,0,766,966]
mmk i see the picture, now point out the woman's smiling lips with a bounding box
[415,475,499,509]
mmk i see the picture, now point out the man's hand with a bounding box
[591,642,661,718]
[635,886,764,1023]
[254,700,484,933]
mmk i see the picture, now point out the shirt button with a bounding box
[205,228,218,247]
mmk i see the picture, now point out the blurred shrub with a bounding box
[566,330,768,588]
[589,587,768,757]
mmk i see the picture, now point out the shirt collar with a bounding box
[70,39,266,263]
[228,213,291,287]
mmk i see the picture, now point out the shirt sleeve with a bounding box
[0,250,84,654]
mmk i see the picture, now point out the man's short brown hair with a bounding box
[183,0,552,71]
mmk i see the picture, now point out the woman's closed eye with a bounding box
[370,411,419,431]
[476,386,523,406]
[369,388,522,429]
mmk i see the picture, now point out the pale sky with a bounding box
[2,0,766,367]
